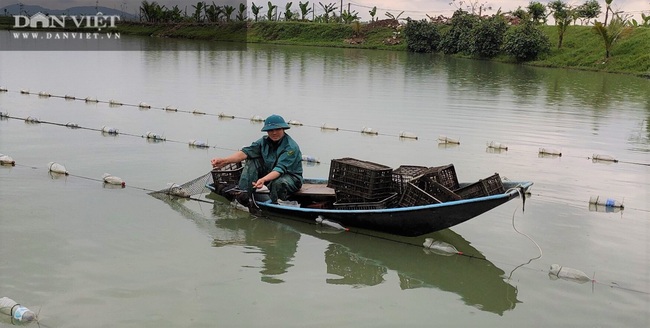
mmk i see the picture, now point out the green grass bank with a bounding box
[2,17,648,78]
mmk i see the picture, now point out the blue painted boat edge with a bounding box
[256,181,533,214]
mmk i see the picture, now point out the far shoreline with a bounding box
[1,18,648,79]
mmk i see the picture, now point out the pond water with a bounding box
[1,31,649,327]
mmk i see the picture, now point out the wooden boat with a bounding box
[207,178,532,237]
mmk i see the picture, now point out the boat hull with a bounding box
[208,181,532,237]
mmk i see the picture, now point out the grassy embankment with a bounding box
[1,16,648,77]
[534,25,649,77]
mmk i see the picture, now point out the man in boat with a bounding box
[210,114,304,207]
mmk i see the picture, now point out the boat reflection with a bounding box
[295,222,520,315]
[161,194,520,315]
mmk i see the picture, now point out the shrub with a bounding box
[502,21,551,61]
[404,19,441,53]
[469,15,508,58]
[439,9,479,54]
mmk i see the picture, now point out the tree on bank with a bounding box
[251,2,263,21]
[575,0,601,25]
[502,21,551,61]
[298,1,313,21]
[266,1,278,21]
[548,0,573,48]
[593,17,629,58]
[468,13,507,58]
[527,1,548,24]
[404,19,440,53]
[439,9,479,54]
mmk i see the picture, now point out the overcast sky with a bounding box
[2,0,648,21]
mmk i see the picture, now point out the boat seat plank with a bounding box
[294,183,336,196]
[255,181,335,197]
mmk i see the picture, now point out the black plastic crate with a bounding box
[416,164,460,191]
[392,165,428,195]
[335,191,375,203]
[417,179,462,203]
[454,173,504,199]
[327,158,394,199]
[482,173,505,195]
[398,182,442,207]
[211,161,244,186]
[334,193,399,210]
[454,181,487,199]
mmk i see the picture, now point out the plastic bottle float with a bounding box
[399,131,418,140]
[487,141,508,151]
[438,135,460,145]
[102,173,126,187]
[301,155,320,163]
[0,297,36,323]
[48,162,69,175]
[591,154,618,163]
[189,139,210,148]
[320,123,339,131]
[0,154,16,166]
[538,148,562,157]
[145,131,165,141]
[316,216,348,231]
[361,127,379,135]
[548,264,593,284]
[589,196,624,208]
[423,238,461,256]
[101,126,119,135]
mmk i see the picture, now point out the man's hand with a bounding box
[211,158,227,169]
[252,178,266,189]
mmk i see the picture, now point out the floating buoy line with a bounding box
[2,86,649,168]
[0,87,499,143]
[3,102,648,170]
[0,87,650,166]
[1,114,241,152]
[2,113,649,213]
[528,192,648,213]
[2,89,649,210]
[9,161,215,205]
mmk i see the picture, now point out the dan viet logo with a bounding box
[13,12,120,30]
[11,12,121,42]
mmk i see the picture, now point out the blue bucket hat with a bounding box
[261,114,290,131]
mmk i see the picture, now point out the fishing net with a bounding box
[148,162,244,199]
[148,172,213,199]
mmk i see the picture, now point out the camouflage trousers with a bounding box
[238,158,302,203]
